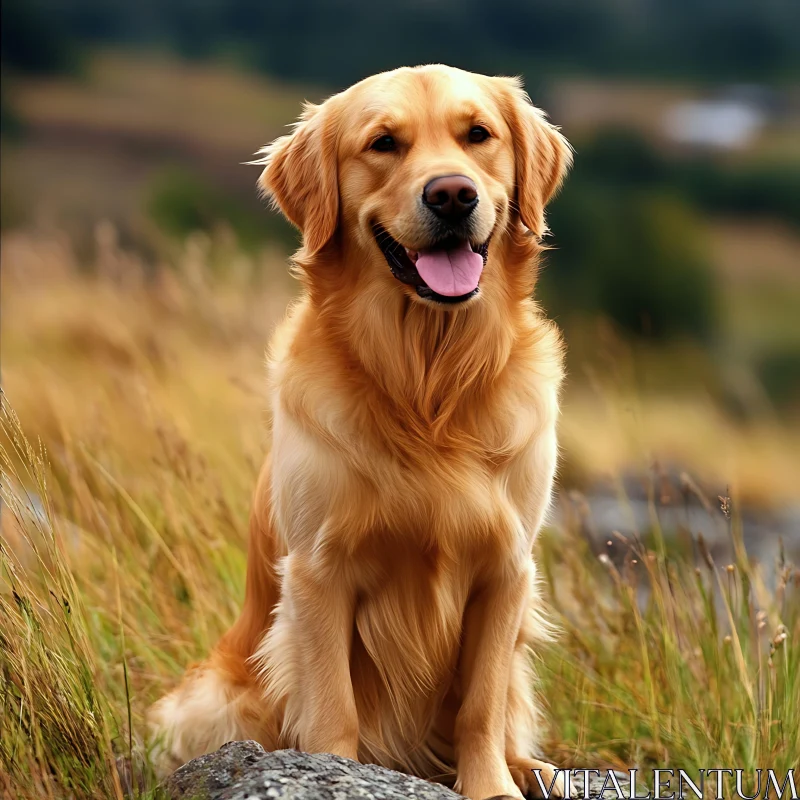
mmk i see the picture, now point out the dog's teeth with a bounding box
[405,248,418,263]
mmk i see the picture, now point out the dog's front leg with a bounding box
[284,551,359,760]
[454,569,528,800]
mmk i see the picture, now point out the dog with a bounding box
[149,64,572,800]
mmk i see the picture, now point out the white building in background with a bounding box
[663,97,767,151]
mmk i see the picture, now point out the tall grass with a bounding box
[1,227,797,797]
[1,400,142,799]
[538,497,799,780]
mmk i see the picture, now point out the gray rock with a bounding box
[161,740,630,799]
[162,741,465,799]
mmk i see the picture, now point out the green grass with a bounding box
[1,229,798,798]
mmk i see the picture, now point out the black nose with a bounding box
[422,175,478,223]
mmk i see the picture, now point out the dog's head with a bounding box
[257,65,571,306]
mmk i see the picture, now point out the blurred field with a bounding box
[2,227,799,797]
[1,52,307,242]
[3,222,799,509]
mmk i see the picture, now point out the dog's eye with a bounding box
[371,135,396,152]
[468,126,490,143]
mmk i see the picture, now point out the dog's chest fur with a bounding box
[350,536,467,746]
[266,299,561,767]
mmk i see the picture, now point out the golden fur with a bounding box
[149,65,572,800]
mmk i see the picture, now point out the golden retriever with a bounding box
[149,64,572,800]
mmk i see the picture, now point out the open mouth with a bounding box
[373,225,489,304]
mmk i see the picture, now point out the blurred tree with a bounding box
[1,0,75,74]
[572,129,668,187]
[1,0,79,140]
[543,190,716,342]
[0,91,23,138]
[147,167,296,252]
[11,0,800,84]
[676,161,800,227]
[756,346,800,411]
[575,129,800,228]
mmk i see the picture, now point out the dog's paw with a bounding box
[507,757,571,799]
[480,793,524,800]
[455,767,525,800]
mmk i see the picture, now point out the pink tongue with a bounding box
[415,240,484,297]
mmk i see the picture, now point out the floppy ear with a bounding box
[503,79,573,238]
[255,100,340,255]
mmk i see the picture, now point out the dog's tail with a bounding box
[148,460,282,773]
